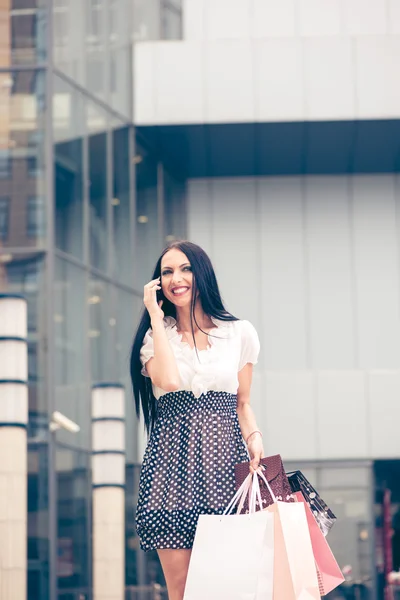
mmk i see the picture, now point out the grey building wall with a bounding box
[188,174,400,461]
[134,0,400,125]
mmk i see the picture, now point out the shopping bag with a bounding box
[287,470,336,536]
[235,454,295,512]
[183,473,274,600]
[257,470,320,600]
[294,491,344,596]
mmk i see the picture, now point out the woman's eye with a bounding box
[183,266,192,272]
[161,271,171,276]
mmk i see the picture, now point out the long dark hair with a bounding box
[130,240,238,434]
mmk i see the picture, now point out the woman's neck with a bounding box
[175,302,213,333]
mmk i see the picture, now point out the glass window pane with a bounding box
[89,274,115,382]
[26,195,45,237]
[87,102,109,272]
[28,439,49,600]
[110,46,130,117]
[86,0,106,101]
[135,144,160,287]
[164,168,186,243]
[0,196,10,239]
[54,258,89,449]
[115,289,141,462]
[0,70,46,249]
[53,0,85,85]
[323,487,372,591]
[112,124,132,284]
[56,447,91,594]
[0,1,48,66]
[284,462,374,598]
[53,74,85,259]
[161,0,182,40]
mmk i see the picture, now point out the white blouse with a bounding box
[140,316,260,400]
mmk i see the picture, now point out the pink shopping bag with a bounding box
[256,471,320,600]
[294,491,345,596]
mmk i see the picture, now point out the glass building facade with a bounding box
[0,1,185,598]
[1,2,392,599]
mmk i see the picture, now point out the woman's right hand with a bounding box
[144,278,164,320]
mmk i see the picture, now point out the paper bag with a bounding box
[184,474,274,600]
[294,491,344,596]
[255,469,320,600]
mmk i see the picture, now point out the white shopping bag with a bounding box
[183,473,274,600]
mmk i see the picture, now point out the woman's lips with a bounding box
[171,287,189,296]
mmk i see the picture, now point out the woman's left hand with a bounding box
[247,435,264,474]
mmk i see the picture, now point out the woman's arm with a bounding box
[145,316,181,391]
[237,363,264,473]
[142,278,181,391]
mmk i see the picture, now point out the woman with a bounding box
[130,240,263,600]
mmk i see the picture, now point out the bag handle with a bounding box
[233,471,264,515]
[224,471,263,516]
[223,472,252,515]
[225,466,278,516]
[256,467,278,504]
[249,471,263,513]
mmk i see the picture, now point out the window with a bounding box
[161,0,182,39]
[0,152,11,179]
[87,0,104,40]
[27,196,45,238]
[54,0,70,46]
[27,156,38,177]
[11,9,37,56]
[0,197,10,240]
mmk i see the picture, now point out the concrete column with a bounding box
[92,383,126,600]
[0,294,28,600]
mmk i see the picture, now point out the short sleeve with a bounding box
[140,329,154,377]
[238,320,260,371]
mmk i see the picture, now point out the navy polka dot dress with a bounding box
[136,317,260,552]
[136,390,249,551]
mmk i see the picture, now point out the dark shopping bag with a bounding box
[287,470,337,536]
[235,454,294,513]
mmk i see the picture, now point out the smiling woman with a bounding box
[130,240,262,600]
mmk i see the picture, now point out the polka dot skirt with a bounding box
[136,390,249,552]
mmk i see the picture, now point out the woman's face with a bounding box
[160,248,193,308]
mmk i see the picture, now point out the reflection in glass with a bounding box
[27,196,46,238]
[53,0,85,84]
[112,125,131,283]
[136,145,160,286]
[56,446,91,595]
[110,45,130,117]
[0,196,10,239]
[115,289,141,462]
[86,0,106,100]
[7,1,47,65]
[28,439,49,600]
[89,273,115,382]
[285,462,374,600]
[0,70,45,249]
[133,0,183,41]
[53,74,85,259]
[88,103,108,272]
[323,488,372,596]
[162,0,183,40]
[164,169,186,243]
[54,258,89,448]
[0,151,12,178]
